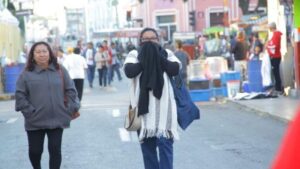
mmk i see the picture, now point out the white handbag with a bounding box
[124,105,141,131]
[124,78,141,131]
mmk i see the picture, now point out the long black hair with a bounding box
[25,41,59,71]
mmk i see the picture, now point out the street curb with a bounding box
[227,99,289,123]
[0,94,15,101]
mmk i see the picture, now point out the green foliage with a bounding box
[6,0,25,37]
[255,0,267,12]
[17,16,25,37]
[7,1,15,15]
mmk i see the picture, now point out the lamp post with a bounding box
[223,0,229,36]
[112,0,119,28]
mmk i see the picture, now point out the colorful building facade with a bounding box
[131,0,259,41]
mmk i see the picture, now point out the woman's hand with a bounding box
[71,112,80,120]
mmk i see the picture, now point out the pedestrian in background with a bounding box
[83,42,96,88]
[126,41,136,53]
[109,42,122,82]
[102,40,113,86]
[174,39,190,85]
[124,27,181,169]
[95,45,109,88]
[266,22,283,95]
[231,30,249,81]
[250,33,263,56]
[63,47,88,101]
[15,41,80,169]
[56,47,67,65]
[249,45,263,60]
[198,35,206,58]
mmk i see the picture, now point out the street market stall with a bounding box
[0,8,23,93]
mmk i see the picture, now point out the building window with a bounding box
[209,12,225,27]
[157,15,175,24]
[156,14,176,42]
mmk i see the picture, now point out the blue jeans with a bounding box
[108,63,122,83]
[141,137,174,169]
[87,65,96,87]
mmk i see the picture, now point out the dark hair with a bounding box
[58,46,64,53]
[25,41,59,71]
[139,27,159,44]
[87,42,94,46]
[73,47,81,54]
[175,40,183,48]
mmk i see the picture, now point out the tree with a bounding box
[239,0,250,15]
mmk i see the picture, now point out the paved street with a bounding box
[0,78,287,169]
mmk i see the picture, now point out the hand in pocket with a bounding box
[71,112,80,120]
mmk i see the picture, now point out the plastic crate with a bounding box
[212,87,224,97]
[189,89,212,101]
[221,71,241,85]
[189,79,210,90]
[222,87,228,97]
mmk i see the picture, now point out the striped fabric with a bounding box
[124,49,181,140]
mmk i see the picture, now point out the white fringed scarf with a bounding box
[124,50,180,140]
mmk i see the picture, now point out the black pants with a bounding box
[27,128,63,169]
[271,58,283,92]
[73,79,84,101]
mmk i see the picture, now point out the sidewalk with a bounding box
[231,96,299,121]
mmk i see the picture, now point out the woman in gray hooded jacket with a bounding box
[15,41,80,169]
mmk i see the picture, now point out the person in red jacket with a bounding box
[266,22,283,94]
[271,107,300,169]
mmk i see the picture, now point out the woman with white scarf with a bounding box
[124,27,181,169]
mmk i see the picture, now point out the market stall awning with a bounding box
[239,14,267,25]
[0,9,19,25]
[203,26,224,35]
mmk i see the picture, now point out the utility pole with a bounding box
[112,0,119,28]
[223,0,229,36]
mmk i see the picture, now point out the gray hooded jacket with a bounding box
[15,64,80,131]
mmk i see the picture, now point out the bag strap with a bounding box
[169,70,183,89]
[130,76,139,108]
[58,65,68,106]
